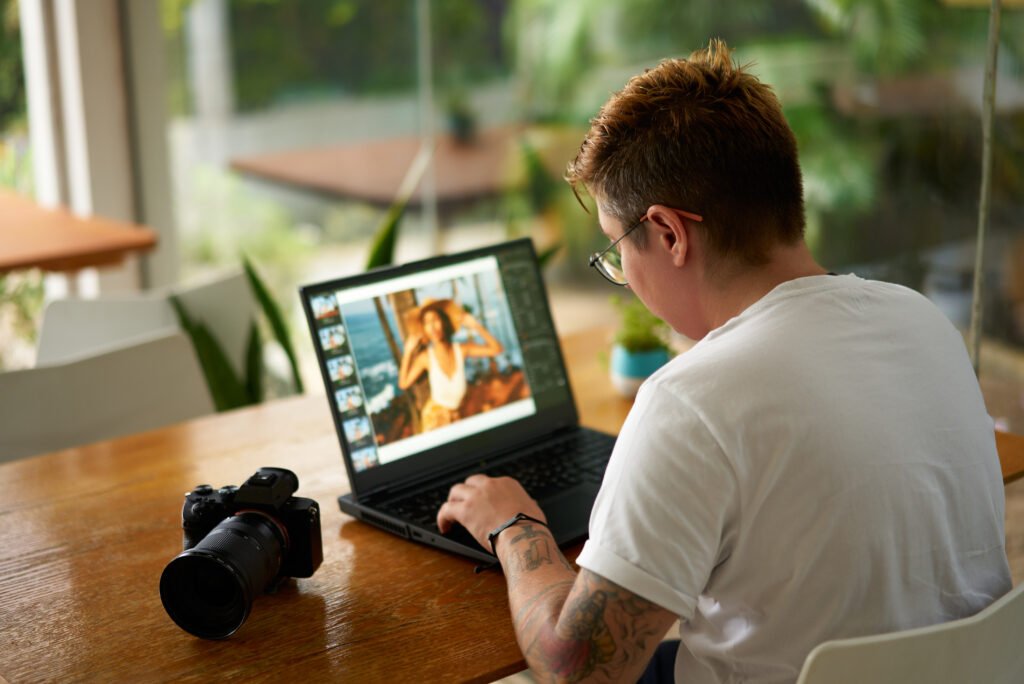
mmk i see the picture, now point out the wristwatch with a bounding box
[487,513,548,557]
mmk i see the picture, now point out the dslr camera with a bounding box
[160,467,323,639]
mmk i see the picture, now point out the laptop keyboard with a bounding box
[380,430,615,531]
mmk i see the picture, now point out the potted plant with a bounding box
[170,257,304,411]
[609,295,672,398]
[443,89,477,146]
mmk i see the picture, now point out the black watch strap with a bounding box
[487,513,548,558]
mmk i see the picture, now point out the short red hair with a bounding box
[566,39,805,269]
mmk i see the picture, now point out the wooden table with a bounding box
[229,126,523,208]
[0,189,157,273]
[0,327,625,683]
[0,327,1020,683]
[997,430,1024,485]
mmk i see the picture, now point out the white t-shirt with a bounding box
[576,274,1012,684]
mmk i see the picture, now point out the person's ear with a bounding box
[646,204,689,267]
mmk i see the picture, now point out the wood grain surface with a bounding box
[0,394,528,682]
[0,328,620,683]
[0,189,156,273]
[0,327,1019,683]
[997,430,1024,486]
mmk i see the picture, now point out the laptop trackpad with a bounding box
[543,483,599,546]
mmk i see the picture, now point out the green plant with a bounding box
[364,191,408,270]
[0,0,25,133]
[170,256,303,412]
[0,271,44,371]
[502,136,567,267]
[181,166,312,279]
[244,256,305,394]
[611,294,669,353]
[365,142,435,269]
[160,0,508,115]
[442,85,477,144]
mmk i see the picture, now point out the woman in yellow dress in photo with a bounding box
[397,299,503,431]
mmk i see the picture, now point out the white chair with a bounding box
[796,582,1024,684]
[0,330,215,463]
[36,270,256,379]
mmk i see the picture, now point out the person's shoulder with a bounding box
[847,275,925,299]
[821,273,926,301]
[842,275,958,326]
[750,273,945,325]
[640,342,743,412]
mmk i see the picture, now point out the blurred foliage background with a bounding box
[0,0,40,371]
[1,0,1023,381]
[0,0,24,134]
[152,0,1024,278]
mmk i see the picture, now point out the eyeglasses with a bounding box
[588,209,703,286]
[588,217,646,286]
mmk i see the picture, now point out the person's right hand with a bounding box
[437,474,547,550]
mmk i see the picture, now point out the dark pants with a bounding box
[638,639,679,684]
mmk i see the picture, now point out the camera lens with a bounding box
[160,512,285,639]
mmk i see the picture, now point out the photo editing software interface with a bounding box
[308,245,571,474]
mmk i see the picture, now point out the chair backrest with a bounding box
[796,582,1024,684]
[0,331,215,463]
[36,270,256,378]
[36,297,177,364]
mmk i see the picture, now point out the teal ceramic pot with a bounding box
[610,344,670,398]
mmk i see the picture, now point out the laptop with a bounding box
[299,238,616,563]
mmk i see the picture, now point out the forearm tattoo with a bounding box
[502,526,669,682]
[505,524,575,574]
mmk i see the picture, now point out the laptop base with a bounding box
[339,476,600,565]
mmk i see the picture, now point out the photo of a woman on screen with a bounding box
[398,299,503,430]
[335,264,534,460]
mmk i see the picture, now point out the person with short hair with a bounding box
[437,39,1011,683]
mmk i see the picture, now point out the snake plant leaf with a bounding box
[365,201,404,270]
[366,144,433,270]
[242,257,304,393]
[520,139,559,213]
[244,320,263,403]
[190,322,252,410]
[537,242,562,268]
[170,295,251,411]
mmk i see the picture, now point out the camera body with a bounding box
[181,467,323,579]
[162,467,324,639]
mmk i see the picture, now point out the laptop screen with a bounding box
[300,239,579,498]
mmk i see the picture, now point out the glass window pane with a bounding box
[153,0,1024,423]
[0,0,42,371]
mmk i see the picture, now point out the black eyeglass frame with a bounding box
[588,209,705,286]
[588,217,647,286]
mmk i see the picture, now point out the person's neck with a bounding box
[701,242,827,332]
